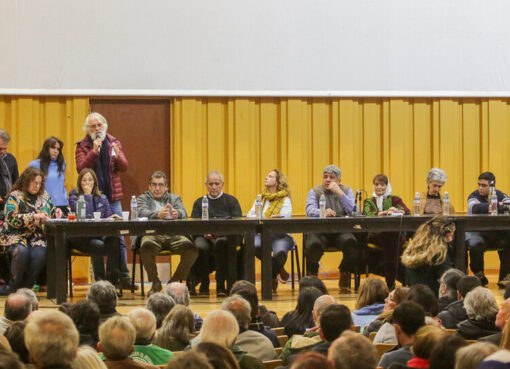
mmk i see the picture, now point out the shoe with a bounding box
[272,278,278,293]
[148,280,162,296]
[339,272,351,291]
[216,290,228,297]
[475,271,489,286]
[498,274,510,289]
[279,268,290,282]
[119,278,139,291]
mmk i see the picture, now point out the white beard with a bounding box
[89,130,106,141]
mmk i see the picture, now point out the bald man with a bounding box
[0,293,31,334]
[480,297,510,345]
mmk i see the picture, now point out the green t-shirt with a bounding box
[131,344,173,366]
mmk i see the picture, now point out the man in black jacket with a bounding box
[0,129,18,212]
[438,275,481,329]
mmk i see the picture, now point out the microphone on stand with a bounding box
[354,190,362,216]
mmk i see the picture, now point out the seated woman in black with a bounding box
[68,168,121,284]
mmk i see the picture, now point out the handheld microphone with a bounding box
[95,133,102,153]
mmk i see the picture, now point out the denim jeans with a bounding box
[109,199,129,279]
[9,244,46,290]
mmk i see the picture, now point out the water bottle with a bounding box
[255,194,263,219]
[490,187,498,215]
[442,192,450,216]
[202,195,209,220]
[130,195,138,221]
[413,192,421,216]
[77,195,86,221]
[319,194,326,218]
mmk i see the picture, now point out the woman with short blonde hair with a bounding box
[71,346,107,369]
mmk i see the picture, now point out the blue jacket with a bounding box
[351,303,385,331]
[28,159,68,206]
[69,188,112,218]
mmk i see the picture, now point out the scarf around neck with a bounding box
[261,189,289,218]
[372,180,392,212]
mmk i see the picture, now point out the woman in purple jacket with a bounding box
[68,168,121,284]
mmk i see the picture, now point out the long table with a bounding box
[43,214,510,304]
[43,218,258,304]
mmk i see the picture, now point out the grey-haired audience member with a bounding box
[165,282,203,330]
[0,293,31,335]
[16,287,39,311]
[147,292,175,329]
[86,281,120,324]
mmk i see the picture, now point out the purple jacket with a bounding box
[69,188,113,219]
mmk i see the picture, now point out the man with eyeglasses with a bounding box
[137,171,198,295]
[75,112,134,289]
[189,170,242,296]
[466,171,510,288]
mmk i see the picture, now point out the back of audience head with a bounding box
[457,275,482,299]
[355,277,389,310]
[328,330,378,369]
[406,284,439,317]
[286,287,323,335]
[25,310,79,368]
[4,322,28,363]
[71,345,107,369]
[313,294,336,324]
[166,351,214,369]
[412,325,446,360]
[196,342,240,369]
[86,281,117,312]
[147,292,175,329]
[4,292,31,321]
[478,350,510,369]
[165,282,191,306]
[392,301,425,336]
[299,275,328,295]
[157,304,195,346]
[230,287,259,319]
[319,304,353,342]
[428,334,467,369]
[454,342,498,369]
[464,286,498,321]
[16,287,38,311]
[290,351,334,369]
[0,351,24,369]
[201,310,239,348]
[128,308,157,343]
[439,269,465,299]
[221,295,252,330]
[230,280,257,295]
[98,316,136,360]
[69,300,100,337]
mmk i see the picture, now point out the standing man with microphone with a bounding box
[75,112,135,290]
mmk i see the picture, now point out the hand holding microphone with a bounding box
[93,134,102,153]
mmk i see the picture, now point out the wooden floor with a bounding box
[0,273,506,319]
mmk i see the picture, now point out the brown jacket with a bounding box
[104,358,159,369]
[419,192,455,215]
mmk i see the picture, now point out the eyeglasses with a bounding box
[207,182,222,186]
[88,123,104,129]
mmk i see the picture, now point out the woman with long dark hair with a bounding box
[28,136,68,214]
[0,167,62,290]
[280,287,323,337]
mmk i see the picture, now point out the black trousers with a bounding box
[304,232,360,274]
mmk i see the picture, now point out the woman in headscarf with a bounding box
[363,174,410,289]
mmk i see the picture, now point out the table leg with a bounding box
[46,234,56,299]
[261,229,272,301]
[55,230,68,304]
[454,219,467,273]
[226,235,237,292]
[243,231,255,283]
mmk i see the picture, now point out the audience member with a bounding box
[428,335,467,369]
[378,301,426,369]
[230,281,279,347]
[438,275,481,329]
[153,305,195,352]
[0,351,24,369]
[477,349,510,369]
[69,299,101,348]
[279,294,336,365]
[16,287,39,311]
[75,112,133,289]
[0,129,19,212]
[406,325,445,368]
[128,308,173,365]
[290,351,334,369]
[313,304,353,356]
[481,297,510,345]
[0,292,31,334]
[87,281,120,324]
[190,170,243,296]
[367,287,409,344]
[137,171,197,295]
[72,345,108,369]
[305,165,359,290]
[437,268,465,311]
[280,287,322,338]
[166,351,213,369]
[299,275,329,295]
[25,310,79,369]
[0,334,11,351]
[98,316,158,369]
[505,284,510,300]
[457,286,499,340]
[196,341,241,369]
[351,277,388,329]
[200,310,264,369]
[406,284,440,321]
[401,216,455,293]
[147,292,175,329]
[4,321,28,364]
[165,282,203,330]
[454,342,498,369]
[328,330,378,369]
